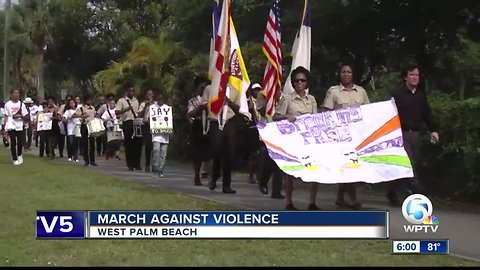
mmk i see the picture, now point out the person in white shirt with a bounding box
[3,89,29,165]
[150,94,171,178]
[101,97,121,160]
[62,98,80,162]
[23,97,37,151]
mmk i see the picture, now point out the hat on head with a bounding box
[24,97,33,104]
[251,83,262,90]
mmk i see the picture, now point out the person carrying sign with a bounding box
[149,94,172,179]
[276,66,319,210]
[322,63,370,210]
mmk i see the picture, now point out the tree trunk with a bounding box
[37,51,45,103]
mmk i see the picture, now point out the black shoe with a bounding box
[222,187,236,194]
[271,194,285,199]
[60,153,64,158]
[307,204,322,211]
[259,185,268,195]
[286,204,298,210]
[90,162,98,167]
[201,173,209,179]
[128,167,134,171]
[135,166,143,171]
[84,162,89,166]
[145,167,151,173]
[209,180,216,191]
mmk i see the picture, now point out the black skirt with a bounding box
[190,119,211,162]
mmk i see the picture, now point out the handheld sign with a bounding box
[37,112,53,131]
[149,104,173,134]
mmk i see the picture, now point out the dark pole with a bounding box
[3,0,11,101]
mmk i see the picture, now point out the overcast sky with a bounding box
[0,0,19,9]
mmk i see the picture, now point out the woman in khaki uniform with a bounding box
[322,63,370,210]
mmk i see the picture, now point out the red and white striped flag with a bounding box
[262,0,282,117]
[208,0,231,117]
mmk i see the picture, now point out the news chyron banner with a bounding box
[36,211,389,239]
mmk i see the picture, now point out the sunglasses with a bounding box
[293,79,307,83]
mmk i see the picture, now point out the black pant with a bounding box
[122,120,143,169]
[26,125,33,149]
[67,135,79,160]
[388,131,422,198]
[58,134,65,156]
[209,120,237,189]
[8,130,24,161]
[96,133,107,156]
[258,142,283,196]
[142,123,153,169]
[38,131,48,157]
[81,124,95,164]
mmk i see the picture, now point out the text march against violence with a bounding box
[36,211,389,239]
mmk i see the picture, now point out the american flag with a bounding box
[262,0,283,117]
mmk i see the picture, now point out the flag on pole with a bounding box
[227,16,251,121]
[208,0,221,80]
[283,0,311,94]
[262,0,283,117]
[208,0,230,117]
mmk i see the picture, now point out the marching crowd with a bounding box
[1,63,439,210]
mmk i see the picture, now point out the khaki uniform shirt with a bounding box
[323,84,370,109]
[96,104,108,118]
[276,92,318,117]
[201,85,240,121]
[138,101,153,122]
[256,92,289,122]
[116,97,140,122]
[75,104,96,123]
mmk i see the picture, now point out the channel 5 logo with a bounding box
[36,211,85,238]
[402,194,439,233]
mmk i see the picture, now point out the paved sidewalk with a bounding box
[28,150,480,262]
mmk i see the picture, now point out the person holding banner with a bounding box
[275,66,319,210]
[187,76,212,186]
[3,89,29,165]
[256,87,286,199]
[138,89,156,173]
[201,84,240,194]
[387,63,439,205]
[94,94,107,157]
[74,96,98,166]
[115,82,143,171]
[62,98,80,162]
[44,97,62,160]
[323,63,370,210]
[150,94,172,178]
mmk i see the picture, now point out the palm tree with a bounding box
[93,32,190,97]
[13,0,58,102]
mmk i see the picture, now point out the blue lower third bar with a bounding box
[419,240,449,254]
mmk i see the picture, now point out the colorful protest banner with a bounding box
[36,112,53,131]
[256,100,413,184]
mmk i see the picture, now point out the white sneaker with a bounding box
[68,158,72,162]
[74,159,79,163]
[159,173,165,178]
[17,155,23,164]
[13,160,20,166]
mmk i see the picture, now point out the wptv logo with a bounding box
[402,194,439,233]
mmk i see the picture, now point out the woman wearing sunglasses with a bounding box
[275,66,320,210]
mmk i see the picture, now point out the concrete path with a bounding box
[27,149,480,262]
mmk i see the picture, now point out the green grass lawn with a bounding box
[0,149,479,267]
